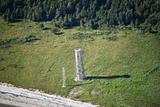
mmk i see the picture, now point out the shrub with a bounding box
[19,35,40,43]
[51,27,63,35]
[108,35,118,41]
[70,32,94,41]
[39,23,44,29]
[39,23,49,30]
[102,33,118,41]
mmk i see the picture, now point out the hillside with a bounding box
[0,17,160,107]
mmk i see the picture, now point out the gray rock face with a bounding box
[0,83,97,107]
[69,86,83,98]
[90,90,101,97]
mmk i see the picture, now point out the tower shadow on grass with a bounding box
[84,74,130,80]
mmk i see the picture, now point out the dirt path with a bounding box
[0,84,97,107]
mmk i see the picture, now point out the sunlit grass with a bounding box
[0,18,160,107]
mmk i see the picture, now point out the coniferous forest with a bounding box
[0,0,159,33]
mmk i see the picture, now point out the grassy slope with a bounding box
[0,18,160,107]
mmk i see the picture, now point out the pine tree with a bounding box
[0,0,159,33]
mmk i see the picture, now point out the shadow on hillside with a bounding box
[12,19,23,23]
[68,81,93,87]
[42,27,51,30]
[0,103,16,107]
[84,74,130,80]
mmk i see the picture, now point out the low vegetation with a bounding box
[0,34,40,49]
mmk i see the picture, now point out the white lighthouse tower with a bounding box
[75,48,84,81]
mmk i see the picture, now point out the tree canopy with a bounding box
[0,0,159,33]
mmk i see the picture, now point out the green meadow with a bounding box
[0,17,160,107]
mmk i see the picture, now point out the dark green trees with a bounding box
[0,0,159,33]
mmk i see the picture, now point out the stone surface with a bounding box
[69,86,83,98]
[90,90,101,97]
[0,83,97,107]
